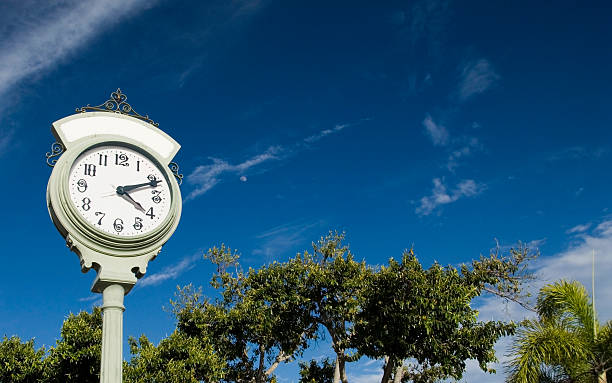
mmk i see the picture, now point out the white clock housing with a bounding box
[47,111,182,292]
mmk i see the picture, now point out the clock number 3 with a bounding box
[82,198,91,211]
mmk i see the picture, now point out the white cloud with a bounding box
[0,129,13,153]
[253,220,323,261]
[186,146,281,200]
[138,253,201,288]
[423,114,449,146]
[458,59,500,101]
[304,123,349,144]
[0,0,156,97]
[186,119,369,200]
[446,137,481,171]
[566,223,591,234]
[416,178,485,216]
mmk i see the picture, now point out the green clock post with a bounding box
[46,90,183,383]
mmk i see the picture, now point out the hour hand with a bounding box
[121,191,145,213]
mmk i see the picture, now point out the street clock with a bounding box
[45,89,184,383]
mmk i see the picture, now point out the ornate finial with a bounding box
[46,142,64,167]
[168,162,184,186]
[76,88,159,127]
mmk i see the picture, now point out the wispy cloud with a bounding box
[138,253,201,288]
[304,123,349,144]
[0,129,13,153]
[186,146,281,201]
[446,136,481,171]
[186,119,369,200]
[566,222,591,234]
[547,146,607,162]
[422,114,449,146]
[416,178,485,216]
[253,219,324,261]
[458,59,500,101]
[0,0,156,98]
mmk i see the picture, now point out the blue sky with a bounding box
[0,0,611,381]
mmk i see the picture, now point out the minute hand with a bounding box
[118,180,161,193]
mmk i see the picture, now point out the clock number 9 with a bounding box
[82,198,91,211]
[133,217,143,230]
[77,179,87,193]
[113,218,124,233]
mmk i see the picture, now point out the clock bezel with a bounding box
[47,135,182,258]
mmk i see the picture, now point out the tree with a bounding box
[0,336,45,383]
[303,232,370,383]
[172,245,316,383]
[44,308,103,383]
[353,249,525,383]
[299,358,335,383]
[507,280,612,383]
[124,330,226,383]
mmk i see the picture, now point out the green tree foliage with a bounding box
[0,308,102,383]
[508,280,612,383]
[354,249,519,382]
[171,245,315,383]
[44,308,103,383]
[1,231,536,383]
[299,358,335,383]
[124,331,225,383]
[0,336,45,383]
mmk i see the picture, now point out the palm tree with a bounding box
[507,280,612,383]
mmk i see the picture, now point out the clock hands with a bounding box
[115,180,160,213]
[119,191,146,213]
[119,179,161,193]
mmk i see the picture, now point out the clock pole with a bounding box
[45,89,183,383]
[100,284,125,383]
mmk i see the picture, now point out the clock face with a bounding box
[68,145,172,237]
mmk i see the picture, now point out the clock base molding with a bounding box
[67,234,161,294]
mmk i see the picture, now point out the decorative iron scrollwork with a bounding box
[76,88,159,127]
[169,162,183,186]
[46,142,65,167]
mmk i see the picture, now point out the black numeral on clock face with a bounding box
[113,218,124,232]
[151,190,162,203]
[146,207,155,219]
[136,160,140,172]
[77,179,87,192]
[98,154,108,166]
[115,153,129,166]
[84,164,96,177]
[82,198,91,211]
[133,217,143,230]
[95,212,105,225]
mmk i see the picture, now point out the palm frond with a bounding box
[506,319,590,383]
[536,280,596,341]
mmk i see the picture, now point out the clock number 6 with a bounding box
[82,197,91,211]
[113,218,124,233]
